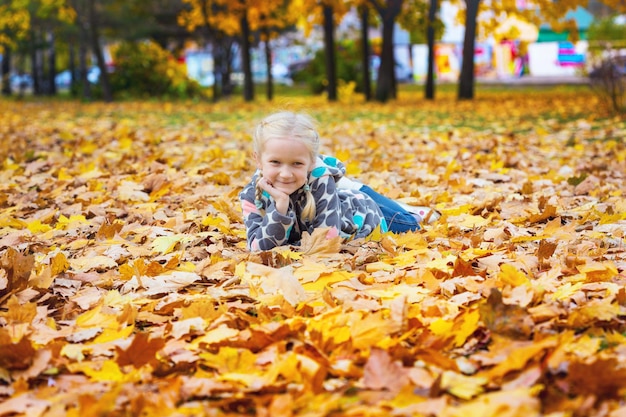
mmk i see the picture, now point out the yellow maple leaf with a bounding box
[69,255,117,272]
[302,270,353,292]
[293,258,329,283]
[498,264,529,286]
[440,370,487,400]
[202,215,231,233]
[50,252,70,275]
[192,324,239,347]
[0,213,26,229]
[577,261,619,282]
[93,325,135,344]
[551,281,583,301]
[76,303,119,330]
[453,308,481,347]
[567,298,620,327]
[151,234,193,255]
[26,219,52,233]
[199,347,257,373]
[442,204,473,216]
[68,360,125,382]
[457,214,490,230]
[429,318,454,336]
[55,214,88,230]
[350,311,398,350]
[365,261,395,273]
[426,254,457,273]
[440,386,542,417]
[484,337,557,380]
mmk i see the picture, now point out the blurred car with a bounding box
[589,56,626,80]
[55,66,101,88]
[10,73,33,91]
[232,64,294,86]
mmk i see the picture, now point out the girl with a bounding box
[239,111,439,251]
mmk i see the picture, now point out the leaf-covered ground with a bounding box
[1,89,625,417]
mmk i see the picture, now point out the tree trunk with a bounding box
[264,34,273,101]
[212,39,222,102]
[68,40,76,96]
[47,31,57,96]
[31,29,44,95]
[371,0,403,102]
[221,38,234,97]
[425,0,437,100]
[78,26,92,99]
[88,0,113,102]
[458,0,480,100]
[376,17,396,102]
[1,48,11,96]
[360,5,371,101]
[241,14,254,102]
[323,4,337,101]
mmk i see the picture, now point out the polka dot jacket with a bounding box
[240,155,388,251]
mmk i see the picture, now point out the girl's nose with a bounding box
[279,166,293,177]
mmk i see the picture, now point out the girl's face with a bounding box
[255,137,314,196]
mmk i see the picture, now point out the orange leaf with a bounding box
[0,329,36,370]
[116,332,166,368]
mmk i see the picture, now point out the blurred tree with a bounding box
[30,0,75,96]
[298,0,351,102]
[179,0,236,101]
[179,0,259,101]
[1,0,75,97]
[358,3,372,101]
[366,0,404,102]
[425,0,438,99]
[1,0,33,95]
[253,0,299,100]
[458,0,478,99]
[364,0,431,102]
[397,0,438,98]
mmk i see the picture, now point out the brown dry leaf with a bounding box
[479,288,534,339]
[362,348,409,393]
[299,227,342,255]
[566,358,626,397]
[0,329,37,370]
[0,248,34,300]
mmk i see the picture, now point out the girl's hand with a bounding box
[257,177,289,214]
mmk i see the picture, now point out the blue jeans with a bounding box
[360,185,421,233]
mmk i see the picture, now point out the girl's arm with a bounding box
[307,174,349,239]
[240,185,296,251]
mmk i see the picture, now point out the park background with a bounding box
[1,0,625,106]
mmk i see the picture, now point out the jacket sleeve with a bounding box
[240,183,296,251]
[307,173,349,239]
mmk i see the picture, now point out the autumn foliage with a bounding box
[0,89,625,416]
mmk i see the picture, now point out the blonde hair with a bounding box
[253,111,319,222]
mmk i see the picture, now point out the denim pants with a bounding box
[360,185,421,233]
